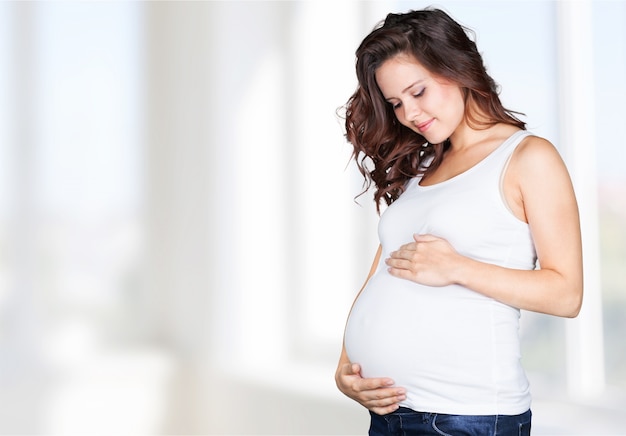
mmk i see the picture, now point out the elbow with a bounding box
[563,301,582,318]
[560,285,583,318]
[568,296,583,318]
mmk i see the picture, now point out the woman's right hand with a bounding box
[337,245,405,415]
[335,361,406,415]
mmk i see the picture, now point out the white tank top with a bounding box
[344,130,536,415]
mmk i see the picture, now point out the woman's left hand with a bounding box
[385,234,461,287]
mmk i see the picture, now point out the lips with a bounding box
[416,118,434,133]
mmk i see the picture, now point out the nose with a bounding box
[403,100,422,122]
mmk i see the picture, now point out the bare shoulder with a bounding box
[509,135,569,179]
[501,132,575,223]
[514,135,561,160]
[504,134,576,207]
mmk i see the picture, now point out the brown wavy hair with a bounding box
[343,8,525,213]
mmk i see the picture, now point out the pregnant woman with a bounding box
[335,8,583,436]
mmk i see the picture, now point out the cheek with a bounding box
[451,88,466,111]
[439,89,465,122]
[454,99,466,124]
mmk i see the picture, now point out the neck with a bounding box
[448,120,492,151]
[449,121,520,154]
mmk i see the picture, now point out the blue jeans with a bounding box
[369,407,532,436]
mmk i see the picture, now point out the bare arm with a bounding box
[335,245,407,414]
[386,136,583,318]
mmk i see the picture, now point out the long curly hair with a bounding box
[343,8,525,213]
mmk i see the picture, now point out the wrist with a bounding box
[451,254,473,287]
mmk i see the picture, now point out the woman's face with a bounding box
[375,53,466,144]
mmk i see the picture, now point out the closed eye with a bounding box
[389,88,425,110]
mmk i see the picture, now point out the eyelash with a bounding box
[391,88,425,110]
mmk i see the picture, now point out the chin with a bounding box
[421,132,449,145]
[408,126,448,144]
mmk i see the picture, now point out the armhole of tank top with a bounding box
[498,137,529,224]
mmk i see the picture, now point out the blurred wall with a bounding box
[0,1,625,435]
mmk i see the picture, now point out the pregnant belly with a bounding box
[344,271,507,386]
[344,270,526,413]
